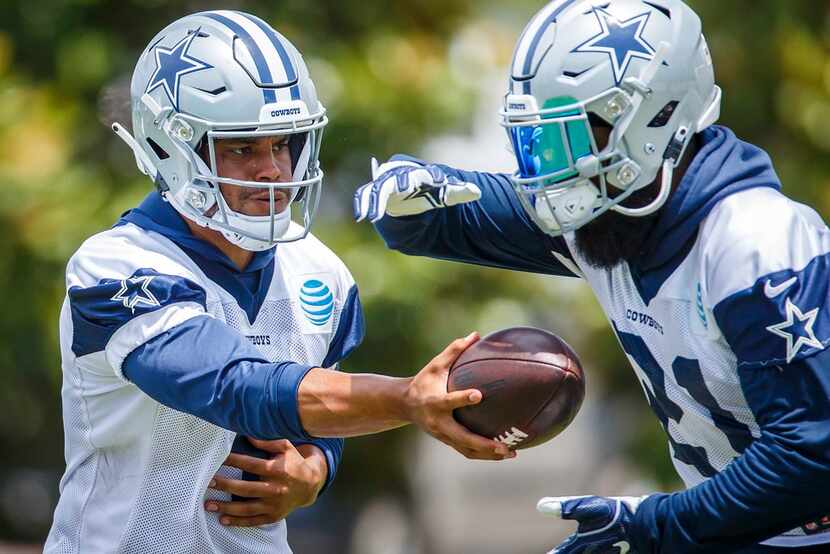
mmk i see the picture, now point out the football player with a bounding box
[45,11,511,554]
[354,0,830,552]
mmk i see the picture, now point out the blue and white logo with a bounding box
[299,279,334,326]
[766,298,824,364]
[145,30,213,110]
[110,276,160,314]
[696,283,708,329]
[572,6,656,85]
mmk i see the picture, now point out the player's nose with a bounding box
[252,154,282,182]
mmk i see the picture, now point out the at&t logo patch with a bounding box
[300,279,334,327]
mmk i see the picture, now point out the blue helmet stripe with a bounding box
[520,0,579,94]
[202,12,277,104]
[235,12,302,101]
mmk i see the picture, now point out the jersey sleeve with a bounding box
[123,316,314,442]
[705,189,830,368]
[627,190,830,552]
[322,284,364,369]
[66,235,211,378]
[372,155,581,277]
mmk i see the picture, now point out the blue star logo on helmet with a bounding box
[572,6,656,85]
[299,280,334,326]
[145,30,213,111]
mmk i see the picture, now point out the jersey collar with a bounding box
[629,126,782,304]
[117,192,275,273]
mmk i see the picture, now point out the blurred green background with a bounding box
[0,0,829,550]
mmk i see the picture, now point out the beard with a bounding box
[573,183,661,270]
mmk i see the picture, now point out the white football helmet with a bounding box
[113,10,327,250]
[500,0,721,236]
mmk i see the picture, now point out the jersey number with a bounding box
[612,323,752,477]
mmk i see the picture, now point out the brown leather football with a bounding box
[447,326,585,450]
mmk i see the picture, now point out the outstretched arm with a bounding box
[359,155,581,277]
[123,316,511,461]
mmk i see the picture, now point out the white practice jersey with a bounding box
[564,187,830,548]
[45,220,359,553]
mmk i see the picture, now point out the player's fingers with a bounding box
[209,476,284,499]
[370,157,380,180]
[207,500,269,518]
[218,514,282,527]
[248,438,293,454]
[352,183,372,222]
[447,441,508,461]
[438,417,513,459]
[443,389,482,410]
[366,176,390,221]
[370,180,395,223]
[537,496,592,519]
[432,332,480,367]
[223,453,271,476]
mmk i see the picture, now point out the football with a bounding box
[447,326,585,450]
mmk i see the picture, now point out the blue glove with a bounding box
[353,158,481,222]
[537,495,647,554]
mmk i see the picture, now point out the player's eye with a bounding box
[272,140,290,153]
[229,145,253,156]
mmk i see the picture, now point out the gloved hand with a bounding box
[353,157,482,222]
[538,495,647,554]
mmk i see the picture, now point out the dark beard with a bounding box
[573,185,660,270]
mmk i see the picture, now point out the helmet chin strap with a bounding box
[610,158,674,217]
[611,125,689,217]
[607,41,683,219]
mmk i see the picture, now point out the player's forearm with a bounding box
[297,367,413,437]
[631,440,830,553]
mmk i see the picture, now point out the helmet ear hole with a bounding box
[288,133,308,174]
[587,112,613,151]
[146,137,170,160]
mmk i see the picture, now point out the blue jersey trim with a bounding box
[628,127,782,305]
[714,253,830,369]
[123,316,314,441]
[118,193,276,324]
[69,268,207,357]
[322,285,365,368]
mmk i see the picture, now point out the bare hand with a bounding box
[405,332,515,461]
[205,439,326,527]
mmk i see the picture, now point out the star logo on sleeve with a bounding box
[572,6,656,85]
[145,30,213,111]
[766,298,824,364]
[111,276,161,314]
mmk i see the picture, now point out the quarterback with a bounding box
[45,11,510,554]
[355,0,830,552]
